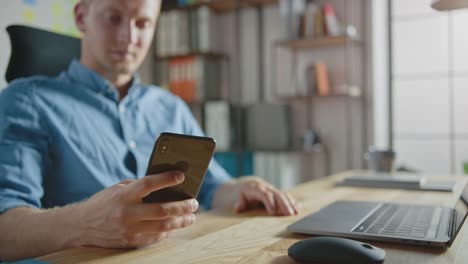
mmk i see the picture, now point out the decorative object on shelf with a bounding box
[365,147,396,173]
[301,129,320,152]
[431,0,468,10]
[323,3,342,36]
[300,129,330,176]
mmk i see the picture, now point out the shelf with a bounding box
[275,36,360,49]
[155,52,228,60]
[162,0,277,13]
[278,94,361,101]
[215,148,315,154]
[210,0,278,12]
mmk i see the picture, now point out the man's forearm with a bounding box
[0,205,82,262]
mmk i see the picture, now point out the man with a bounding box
[0,0,300,261]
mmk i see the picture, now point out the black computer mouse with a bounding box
[288,236,385,264]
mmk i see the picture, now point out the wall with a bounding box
[0,0,154,90]
[0,0,79,90]
[392,0,468,174]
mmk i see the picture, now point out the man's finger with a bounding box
[132,214,196,234]
[128,199,198,220]
[246,187,276,215]
[123,171,185,200]
[273,191,295,216]
[285,193,301,214]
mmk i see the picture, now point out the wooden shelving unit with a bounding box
[155,52,228,61]
[162,0,277,13]
[278,93,361,102]
[210,0,277,12]
[276,36,360,49]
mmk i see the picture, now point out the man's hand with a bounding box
[0,171,198,261]
[212,176,301,216]
[76,171,198,248]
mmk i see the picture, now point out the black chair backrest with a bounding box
[5,25,81,83]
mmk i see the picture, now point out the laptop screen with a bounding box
[452,182,468,241]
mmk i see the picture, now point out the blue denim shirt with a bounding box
[0,60,231,213]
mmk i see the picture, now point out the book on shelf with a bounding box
[313,5,324,37]
[305,63,317,96]
[279,0,306,40]
[315,61,330,96]
[302,2,318,38]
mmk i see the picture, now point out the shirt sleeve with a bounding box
[177,99,232,210]
[0,80,48,214]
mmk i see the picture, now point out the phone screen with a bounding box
[142,132,216,203]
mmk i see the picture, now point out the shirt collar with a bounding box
[64,60,142,102]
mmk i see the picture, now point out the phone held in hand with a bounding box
[142,132,216,203]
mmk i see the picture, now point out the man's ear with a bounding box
[74,2,87,33]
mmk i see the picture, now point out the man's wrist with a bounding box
[51,202,86,249]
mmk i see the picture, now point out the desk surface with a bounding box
[39,171,468,264]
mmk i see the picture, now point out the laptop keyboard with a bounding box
[352,204,442,239]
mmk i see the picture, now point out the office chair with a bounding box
[5,25,81,83]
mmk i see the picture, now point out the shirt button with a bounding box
[129,140,137,149]
[119,105,126,113]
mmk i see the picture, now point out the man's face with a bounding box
[76,0,160,76]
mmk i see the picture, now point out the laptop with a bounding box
[287,182,468,248]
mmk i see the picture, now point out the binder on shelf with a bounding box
[204,101,244,151]
[168,57,198,102]
[154,59,169,90]
[245,103,292,151]
[156,55,225,103]
[155,6,220,57]
[177,10,190,55]
[155,13,168,58]
[214,151,254,178]
[198,6,219,53]
[188,102,204,130]
[253,152,301,190]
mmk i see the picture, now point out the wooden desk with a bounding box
[39,171,468,264]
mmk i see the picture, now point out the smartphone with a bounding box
[142,132,216,203]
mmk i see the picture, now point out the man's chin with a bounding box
[112,63,137,75]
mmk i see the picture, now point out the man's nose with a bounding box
[118,23,137,45]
